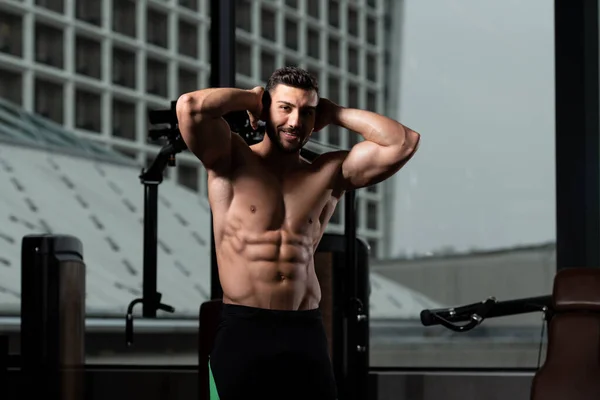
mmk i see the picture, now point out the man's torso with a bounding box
[208,135,346,310]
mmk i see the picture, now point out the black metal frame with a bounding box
[209,0,236,300]
[554,0,600,269]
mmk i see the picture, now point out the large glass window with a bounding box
[0,0,557,382]
[369,0,555,369]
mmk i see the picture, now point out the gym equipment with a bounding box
[20,234,86,400]
[421,267,600,400]
[125,101,181,346]
[420,295,552,333]
[318,234,370,400]
[530,268,600,400]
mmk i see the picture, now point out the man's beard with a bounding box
[265,125,307,154]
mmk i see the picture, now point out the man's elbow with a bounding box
[402,129,420,158]
[176,93,195,119]
[177,92,216,124]
[388,130,420,168]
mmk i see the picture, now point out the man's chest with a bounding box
[225,164,337,231]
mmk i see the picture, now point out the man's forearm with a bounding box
[333,107,409,147]
[177,88,258,119]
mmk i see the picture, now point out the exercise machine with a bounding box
[20,234,86,400]
[420,267,600,400]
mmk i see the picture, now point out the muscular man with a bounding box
[176,67,420,400]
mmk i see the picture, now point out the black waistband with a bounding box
[221,303,322,321]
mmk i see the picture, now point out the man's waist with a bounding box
[220,302,322,321]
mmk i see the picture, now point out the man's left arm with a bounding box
[330,104,421,190]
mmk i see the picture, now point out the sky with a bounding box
[388,0,556,257]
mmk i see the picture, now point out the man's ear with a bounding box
[260,89,271,121]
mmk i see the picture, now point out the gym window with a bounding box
[35,22,64,69]
[113,0,136,38]
[36,0,63,14]
[328,1,340,28]
[235,41,252,77]
[328,76,340,103]
[307,28,320,60]
[75,35,102,80]
[261,51,276,83]
[348,83,359,109]
[112,99,136,141]
[178,68,198,95]
[285,18,299,51]
[146,58,169,98]
[0,12,23,58]
[75,89,102,134]
[76,0,102,26]
[146,7,169,49]
[235,0,252,32]
[261,8,277,42]
[307,0,320,20]
[112,47,136,89]
[0,68,23,107]
[347,5,359,37]
[367,16,377,45]
[367,52,377,82]
[178,19,198,59]
[367,90,377,112]
[328,37,340,67]
[179,0,198,12]
[348,45,359,76]
[34,78,63,124]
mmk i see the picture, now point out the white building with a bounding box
[0,0,390,257]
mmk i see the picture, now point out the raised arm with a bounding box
[317,99,420,190]
[176,87,262,174]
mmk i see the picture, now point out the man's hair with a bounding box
[265,66,319,96]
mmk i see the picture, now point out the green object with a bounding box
[209,359,220,400]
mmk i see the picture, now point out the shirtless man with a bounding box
[176,66,420,400]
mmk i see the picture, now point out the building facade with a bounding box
[0,0,389,257]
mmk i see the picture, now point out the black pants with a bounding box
[209,303,338,400]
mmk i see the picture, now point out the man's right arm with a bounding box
[176,87,261,173]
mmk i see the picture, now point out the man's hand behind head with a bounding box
[314,98,340,132]
[247,86,266,130]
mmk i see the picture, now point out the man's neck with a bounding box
[254,138,301,171]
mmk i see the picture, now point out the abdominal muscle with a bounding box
[216,225,322,311]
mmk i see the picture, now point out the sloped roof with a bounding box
[0,98,442,320]
[0,142,213,317]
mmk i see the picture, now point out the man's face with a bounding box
[264,84,319,154]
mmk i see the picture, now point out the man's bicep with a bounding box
[340,141,403,190]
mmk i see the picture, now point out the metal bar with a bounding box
[554,0,600,269]
[344,190,357,285]
[343,189,358,400]
[209,0,236,299]
[142,184,158,317]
